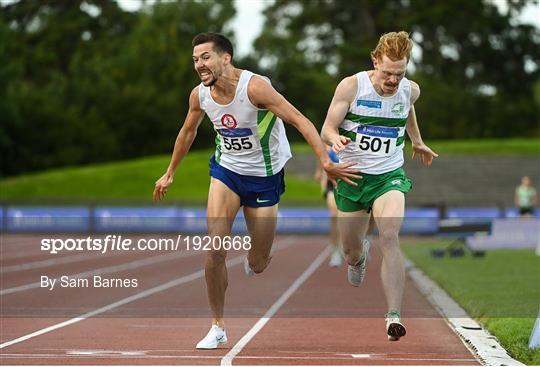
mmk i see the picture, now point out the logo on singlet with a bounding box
[221,114,238,129]
[357,99,382,109]
[391,103,404,115]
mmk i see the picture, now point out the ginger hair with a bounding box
[371,31,413,62]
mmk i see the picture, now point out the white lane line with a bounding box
[1,235,190,270]
[220,245,331,366]
[2,252,117,273]
[1,261,223,349]
[0,251,196,295]
[1,251,52,262]
[0,237,298,350]
[0,353,477,362]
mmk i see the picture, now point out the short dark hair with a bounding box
[192,32,234,60]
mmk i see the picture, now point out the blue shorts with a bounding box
[209,156,285,207]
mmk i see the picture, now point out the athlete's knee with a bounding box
[207,221,232,237]
[207,249,228,266]
[378,230,399,249]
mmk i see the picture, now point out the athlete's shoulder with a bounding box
[339,74,358,87]
[247,74,279,107]
[248,73,273,89]
[334,74,358,104]
[408,79,420,104]
[189,85,202,109]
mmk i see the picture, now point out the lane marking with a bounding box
[2,252,122,273]
[0,236,209,273]
[350,354,371,358]
[0,352,478,362]
[405,257,525,366]
[1,251,197,295]
[66,350,146,356]
[220,245,331,366]
[0,237,297,350]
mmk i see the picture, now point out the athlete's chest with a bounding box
[205,101,259,131]
[352,93,410,119]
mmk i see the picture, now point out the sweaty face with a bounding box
[373,55,408,95]
[192,43,224,86]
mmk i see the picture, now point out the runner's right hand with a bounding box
[153,172,174,201]
[323,161,361,188]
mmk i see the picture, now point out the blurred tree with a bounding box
[252,0,540,139]
[0,0,235,176]
[70,1,236,157]
[1,0,136,175]
[2,0,537,176]
[0,19,22,176]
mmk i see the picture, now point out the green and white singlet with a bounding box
[199,70,291,177]
[338,71,411,174]
[517,186,536,207]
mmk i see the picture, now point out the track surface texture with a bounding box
[0,234,479,365]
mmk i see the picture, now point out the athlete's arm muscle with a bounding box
[153,86,205,201]
[321,76,357,152]
[247,76,359,186]
[405,80,438,166]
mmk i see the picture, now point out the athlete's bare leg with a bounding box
[205,178,241,327]
[371,190,405,313]
[337,209,371,265]
[327,191,340,251]
[243,204,278,273]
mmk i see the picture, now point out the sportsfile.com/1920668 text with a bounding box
[40,235,252,254]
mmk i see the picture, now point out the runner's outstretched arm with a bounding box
[248,76,360,186]
[405,81,438,167]
[153,87,205,201]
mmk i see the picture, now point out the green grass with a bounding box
[415,138,540,155]
[0,150,321,204]
[402,239,540,365]
[1,138,538,202]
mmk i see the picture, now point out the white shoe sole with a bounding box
[329,253,343,267]
[196,336,227,349]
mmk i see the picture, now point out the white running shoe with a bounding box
[329,248,343,267]
[243,256,255,277]
[385,311,406,341]
[196,325,228,349]
[347,239,371,286]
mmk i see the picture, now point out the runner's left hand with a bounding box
[411,143,438,166]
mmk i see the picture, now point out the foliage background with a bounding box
[1,0,539,177]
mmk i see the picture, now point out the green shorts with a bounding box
[334,167,412,212]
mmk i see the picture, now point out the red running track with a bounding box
[0,233,479,365]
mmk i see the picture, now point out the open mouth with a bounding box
[199,70,212,81]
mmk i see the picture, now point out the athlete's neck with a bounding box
[368,70,393,97]
[211,67,243,97]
